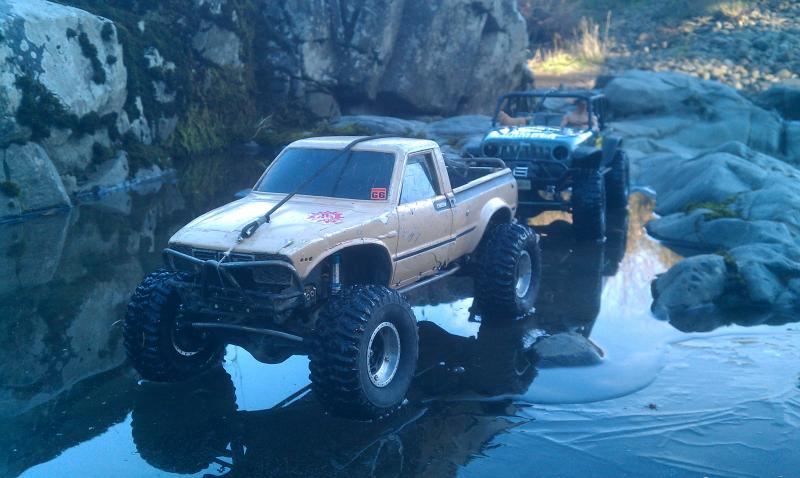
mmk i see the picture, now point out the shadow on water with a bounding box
[1,168,798,477]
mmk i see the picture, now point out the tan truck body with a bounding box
[169,137,518,288]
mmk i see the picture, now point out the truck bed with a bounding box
[445,157,508,189]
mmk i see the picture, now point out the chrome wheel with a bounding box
[515,250,533,298]
[171,322,204,357]
[367,322,401,388]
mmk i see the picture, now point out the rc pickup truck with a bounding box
[124,135,541,419]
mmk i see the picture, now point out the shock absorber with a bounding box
[331,254,341,295]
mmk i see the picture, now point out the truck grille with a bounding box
[172,245,285,263]
[492,143,553,160]
[168,245,295,289]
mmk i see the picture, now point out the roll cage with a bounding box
[491,90,609,131]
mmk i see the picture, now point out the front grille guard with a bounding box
[509,159,570,185]
[162,248,305,304]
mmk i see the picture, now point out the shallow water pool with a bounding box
[1,181,797,478]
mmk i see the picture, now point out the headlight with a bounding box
[552,146,569,161]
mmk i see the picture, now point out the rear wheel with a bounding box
[474,223,541,318]
[572,169,606,240]
[309,285,418,420]
[123,270,224,382]
[606,150,630,208]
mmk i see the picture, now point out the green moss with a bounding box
[49,1,276,160]
[14,75,76,141]
[122,131,167,172]
[78,31,106,84]
[682,197,741,220]
[91,142,115,165]
[0,181,21,197]
[66,27,77,40]
[716,250,747,291]
[173,106,224,157]
[101,22,115,42]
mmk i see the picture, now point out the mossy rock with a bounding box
[0,181,21,198]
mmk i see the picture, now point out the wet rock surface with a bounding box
[603,71,800,322]
[604,70,785,158]
[0,142,71,215]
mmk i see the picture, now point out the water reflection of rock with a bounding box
[0,183,202,477]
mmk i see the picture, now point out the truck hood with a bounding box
[169,194,391,255]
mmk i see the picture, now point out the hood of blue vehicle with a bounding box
[482,126,594,146]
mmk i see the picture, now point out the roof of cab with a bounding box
[288,136,439,156]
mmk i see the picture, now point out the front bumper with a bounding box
[163,247,305,320]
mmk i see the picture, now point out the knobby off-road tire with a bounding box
[309,285,418,420]
[606,150,630,209]
[474,222,542,318]
[123,270,224,382]
[572,169,607,240]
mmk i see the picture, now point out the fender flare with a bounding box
[305,239,394,286]
[601,135,623,168]
[471,198,514,252]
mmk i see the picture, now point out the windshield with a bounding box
[255,147,395,200]
[497,95,595,131]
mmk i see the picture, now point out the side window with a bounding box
[400,153,440,204]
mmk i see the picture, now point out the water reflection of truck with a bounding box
[129,210,628,477]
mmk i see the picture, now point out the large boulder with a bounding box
[0,0,127,144]
[651,254,728,321]
[259,0,528,117]
[643,142,800,323]
[651,244,800,323]
[331,115,426,136]
[192,20,243,68]
[785,121,800,165]
[605,71,784,157]
[757,81,800,121]
[532,332,604,367]
[1,142,71,216]
[0,0,130,206]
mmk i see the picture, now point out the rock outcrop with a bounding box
[332,113,492,155]
[643,142,800,320]
[260,0,528,116]
[603,70,785,160]
[0,0,127,215]
[600,71,800,323]
[0,0,529,218]
[1,142,71,215]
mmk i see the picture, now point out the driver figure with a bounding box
[497,100,597,130]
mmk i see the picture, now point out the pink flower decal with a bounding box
[307,211,344,224]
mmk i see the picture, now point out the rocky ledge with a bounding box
[0,0,529,219]
[601,70,800,324]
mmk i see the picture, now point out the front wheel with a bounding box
[572,169,607,241]
[474,222,542,318]
[309,285,418,420]
[123,270,224,382]
[606,150,630,209]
